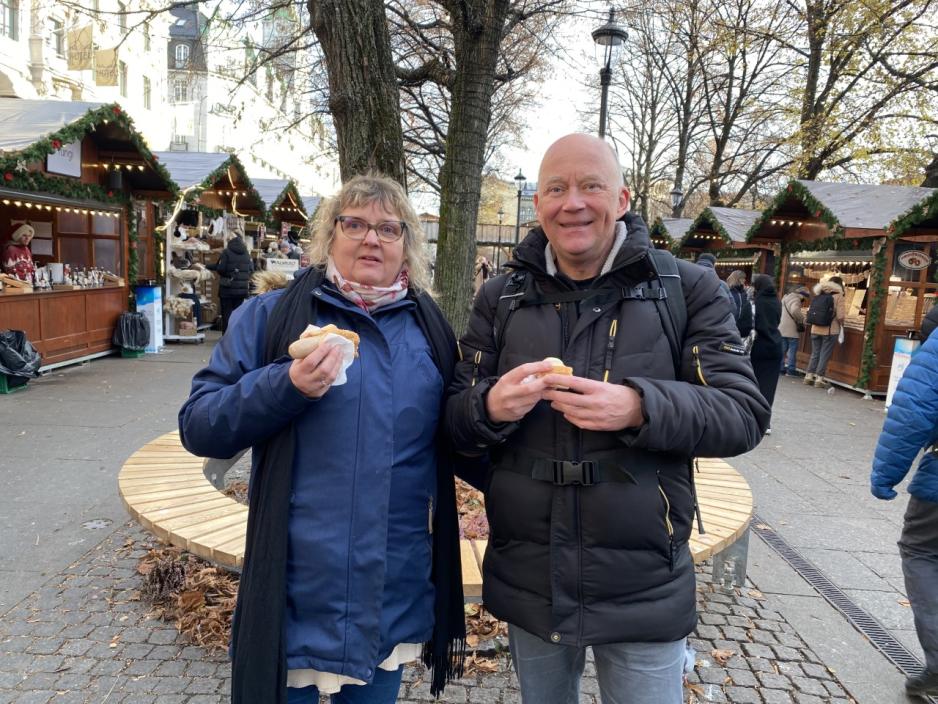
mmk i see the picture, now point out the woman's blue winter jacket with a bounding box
[871,332,938,503]
[178,282,442,681]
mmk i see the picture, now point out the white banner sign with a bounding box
[46,140,82,178]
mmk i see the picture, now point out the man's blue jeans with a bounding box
[508,624,686,704]
[780,337,799,374]
[285,666,403,704]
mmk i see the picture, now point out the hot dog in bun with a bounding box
[288,324,360,360]
[541,356,573,376]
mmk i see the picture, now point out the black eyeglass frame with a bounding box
[334,215,407,243]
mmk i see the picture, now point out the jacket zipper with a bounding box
[656,473,675,572]
[471,350,482,387]
[692,345,708,386]
[602,319,618,382]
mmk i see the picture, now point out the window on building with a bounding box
[1,0,18,40]
[143,20,150,51]
[143,76,151,109]
[174,43,189,68]
[48,17,64,57]
[173,79,187,102]
[119,60,127,97]
[117,1,126,32]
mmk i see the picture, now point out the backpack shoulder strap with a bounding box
[493,269,532,350]
[646,249,687,376]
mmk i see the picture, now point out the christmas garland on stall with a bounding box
[857,242,888,391]
[745,180,843,243]
[187,155,265,219]
[888,189,938,240]
[0,103,178,195]
[774,235,868,288]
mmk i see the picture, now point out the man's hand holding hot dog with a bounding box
[484,360,557,423]
[542,376,644,432]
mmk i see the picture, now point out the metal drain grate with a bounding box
[752,514,937,702]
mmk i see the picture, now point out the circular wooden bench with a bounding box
[119,432,754,597]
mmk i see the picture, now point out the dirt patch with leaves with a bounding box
[137,478,508,673]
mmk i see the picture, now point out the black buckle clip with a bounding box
[552,460,596,486]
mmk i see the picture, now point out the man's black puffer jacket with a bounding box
[444,213,769,647]
[209,236,254,298]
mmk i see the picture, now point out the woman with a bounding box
[740,274,783,433]
[179,174,466,704]
[207,235,254,332]
[804,275,846,389]
[725,269,752,334]
[778,287,810,376]
[2,223,36,281]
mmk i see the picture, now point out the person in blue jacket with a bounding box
[179,174,467,704]
[871,320,938,698]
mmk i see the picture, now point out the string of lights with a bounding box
[0,197,120,218]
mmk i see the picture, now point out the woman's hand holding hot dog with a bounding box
[289,343,345,399]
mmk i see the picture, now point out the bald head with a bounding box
[538,134,624,189]
[533,133,630,280]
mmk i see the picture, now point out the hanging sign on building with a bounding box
[94,49,119,87]
[46,140,82,178]
[67,25,94,70]
[897,249,932,271]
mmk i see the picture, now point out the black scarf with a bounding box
[230,266,465,703]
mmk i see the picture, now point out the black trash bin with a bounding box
[0,329,42,394]
[113,312,151,357]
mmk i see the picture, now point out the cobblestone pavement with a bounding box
[0,521,857,704]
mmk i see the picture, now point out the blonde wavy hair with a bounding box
[306,173,433,293]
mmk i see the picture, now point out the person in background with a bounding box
[870,315,938,698]
[725,269,752,334]
[206,235,254,333]
[179,174,466,703]
[738,274,783,435]
[804,275,845,389]
[695,253,733,305]
[2,223,36,282]
[779,287,810,376]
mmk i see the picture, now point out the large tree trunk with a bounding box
[798,0,826,179]
[433,0,510,334]
[309,0,405,182]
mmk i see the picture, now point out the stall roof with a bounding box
[152,151,264,214]
[252,178,308,221]
[650,217,694,244]
[796,180,934,230]
[0,98,177,194]
[700,207,761,243]
[747,179,936,241]
[302,195,322,218]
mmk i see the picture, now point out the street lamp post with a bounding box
[670,185,684,218]
[496,208,505,267]
[592,8,628,139]
[514,169,526,245]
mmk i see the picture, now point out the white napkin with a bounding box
[297,325,357,386]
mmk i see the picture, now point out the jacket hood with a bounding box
[815,279,844,295]
[227,236,248,255]
[509,212,652,276]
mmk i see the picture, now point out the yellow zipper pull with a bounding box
[602,319,618,383]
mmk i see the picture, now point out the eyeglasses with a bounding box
[335,215,406,243]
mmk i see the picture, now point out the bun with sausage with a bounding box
[288,324,360,360]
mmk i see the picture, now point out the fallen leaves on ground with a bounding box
[224,480,248,505]
[898,598,910,607]
[747,589,765,600]
[456,479,488,539]
[711,648,735,666]
[138,545,237,653]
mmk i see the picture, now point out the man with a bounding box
[696,253,735,323]
[779,287,810,376]
[871,318,938,698]
[445,134,769,704]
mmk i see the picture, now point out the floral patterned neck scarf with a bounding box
[326,257,410,313]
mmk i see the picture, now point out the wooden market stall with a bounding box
[151,151,264,342]
[0,99,177,368]
[648,217,693,251]
[680,207,772,278]
[746,180,937,393]
[252,178,309,270]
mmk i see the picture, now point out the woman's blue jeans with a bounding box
[780,337,799,374]
[285,666,403,704]
[508,624,686,704]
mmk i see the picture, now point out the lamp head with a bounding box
[591,8,628,47]
[670,187,683,210]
